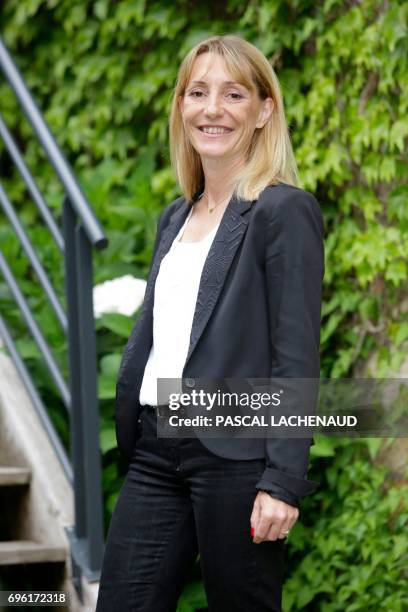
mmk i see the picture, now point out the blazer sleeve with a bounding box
[254,188,325,507]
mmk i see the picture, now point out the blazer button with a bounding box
[185,378,195,388]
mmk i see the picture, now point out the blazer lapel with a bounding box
[142,201,191,311]
[184,193,253,368]
[135,190,253,374]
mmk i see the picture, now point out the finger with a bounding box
[277,517,291,539]
[278,508,299,539]
[250,498,261,537]
[287,508,299,531]
[253,511,276,543]
[278,525,290,540]
[265,515,282,541]
[267,523,284,541]
[262,505,291,542]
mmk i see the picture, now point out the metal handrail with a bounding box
[0,252,70,407]
[0,38,107,249]
[0,114,64,251]
[0,183,67,331]
[0,36,107,589]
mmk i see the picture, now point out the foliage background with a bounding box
[0,0,407,610]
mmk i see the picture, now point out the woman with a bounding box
[96,34,324,612]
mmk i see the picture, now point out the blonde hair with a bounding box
[169,34,299,202]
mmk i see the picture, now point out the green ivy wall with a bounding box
[0,1,407,610]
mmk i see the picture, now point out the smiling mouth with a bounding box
[197,127,233,135]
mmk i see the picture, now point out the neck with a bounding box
[200,154,245,204]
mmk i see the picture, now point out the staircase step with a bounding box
[0,467,31,486]
[0,541,66,565]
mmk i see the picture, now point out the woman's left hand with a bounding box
[250,491,299,543]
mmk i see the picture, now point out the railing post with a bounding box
[62,196,104,582]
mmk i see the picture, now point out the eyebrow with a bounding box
[188,80,245,87]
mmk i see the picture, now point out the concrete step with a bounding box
[0,540,66,565]
[0,466,31,486]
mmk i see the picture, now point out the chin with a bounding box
[198,151,232,162]
[194,144,234,157]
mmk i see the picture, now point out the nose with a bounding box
[204,92,223,118]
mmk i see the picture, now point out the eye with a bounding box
[227,92,243,100]
[188,89,244,100]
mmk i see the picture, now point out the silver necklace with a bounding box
[200,191,232,214]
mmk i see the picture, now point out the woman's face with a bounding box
[179,52,273,164]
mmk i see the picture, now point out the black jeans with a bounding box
[96,406,285,612]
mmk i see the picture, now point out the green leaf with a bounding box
[100,427,117,453]
[98,313,135,338]
[98,375,117,400]
[100,353,122,377]
[310,436,336,457]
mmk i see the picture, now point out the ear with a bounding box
[256,97,274,129]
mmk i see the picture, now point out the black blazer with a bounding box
[115,183,325,506]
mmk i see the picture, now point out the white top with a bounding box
[139,206,220,406]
